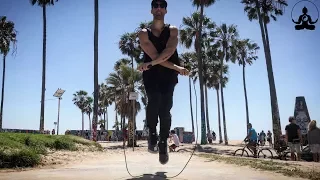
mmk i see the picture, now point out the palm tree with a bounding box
[241,0,287,148]
[30,0,58,133]
[99,83,112,130]
[114,121,128,130]
[205,49,229,144]
[92,0,99,142]
[211,70,229,144]
[231,39,259,132]
[119,31,144,147]
[202,37,220,138]
[0,16,17,130]
[73,90,88,136]
[106,63,142,147]
[84,96,93,132]
[180,52,198,136]
[134,21,153,64]
[179,11,216,144]
[215,23,239,145]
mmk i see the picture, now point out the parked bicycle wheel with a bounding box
[282,151,297,161]
[234,149,249,157]
[258,148,273,159]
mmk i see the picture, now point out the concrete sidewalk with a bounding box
[0,152,305,180]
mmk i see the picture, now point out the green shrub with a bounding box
[54,138,77,151]
[0,133,101,168]
[0,148,40,168]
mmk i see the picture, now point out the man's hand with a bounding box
[137,62,152,71]
[176,66,189,76]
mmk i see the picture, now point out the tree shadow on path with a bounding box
[175,145,234,155]
[126,172,169,180]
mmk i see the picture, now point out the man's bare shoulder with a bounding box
[138,28,148,39]
[169,25,178,36]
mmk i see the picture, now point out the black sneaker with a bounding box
[148,133,158,154]
[158,139,169,165]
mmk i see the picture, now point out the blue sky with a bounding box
[1,0,319,140]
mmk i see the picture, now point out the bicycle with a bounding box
[275,144,312,161]
[233,141,274,159]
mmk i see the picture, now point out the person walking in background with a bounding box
[285,116,302,161]
[260,130,266,146]
[308,120,320,162]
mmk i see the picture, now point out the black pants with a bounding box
[145,83,176,140]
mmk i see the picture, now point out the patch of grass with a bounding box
[0,133,102,168]
[198,154,320,180]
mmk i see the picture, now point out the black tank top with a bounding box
[142,24,180,86]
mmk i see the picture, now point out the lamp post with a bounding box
[53,88,65,135]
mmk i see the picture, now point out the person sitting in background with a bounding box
[169,130,180,152]
[308,120,320,162]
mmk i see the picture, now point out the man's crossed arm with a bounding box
[138,26,179,71]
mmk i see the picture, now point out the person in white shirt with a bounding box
[169,130,180,152]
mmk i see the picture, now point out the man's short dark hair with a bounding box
[170,130,175,134]
[289,116,295,122]
[151,0,167,8]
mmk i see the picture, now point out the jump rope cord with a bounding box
[122,75,199,179]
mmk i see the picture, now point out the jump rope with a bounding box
[122,64,199,179]
[120,66,318,178]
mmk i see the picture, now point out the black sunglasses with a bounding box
[152,3,167,9]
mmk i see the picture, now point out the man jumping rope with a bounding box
[137,0,189,165]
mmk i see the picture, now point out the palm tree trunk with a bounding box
[204,83,210,134]
[216,88,223,144]
[243,63,250,133]
[220,55,228,145]
[88,113,92,131]
[255,0,281,148]
[188,77,195,135]
[103,112,105,128]
[192,81,197,143]
[263,20,281,137]
[92,0,99,142]
[114,101,117,129]
[82,112,84,137]
[120,115,124,131]
[197,2,207,145]
[39,5,47,133]
[128,54,136,147]
[105,107,108,131]
[0,55,6,130]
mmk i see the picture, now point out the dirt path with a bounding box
[0,141,306,180]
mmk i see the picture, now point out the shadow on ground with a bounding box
[126,172,169,180]
[174,145,235,155]
[104,142,147,150]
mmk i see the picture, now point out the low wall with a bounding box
[1,129,49,134]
